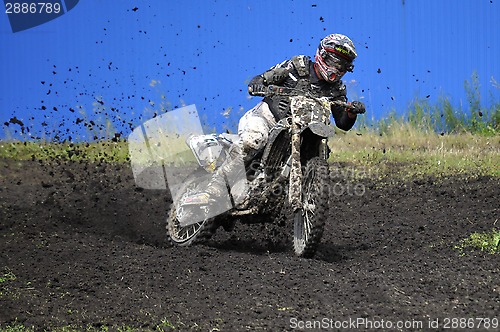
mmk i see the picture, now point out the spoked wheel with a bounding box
[293,157,330,257]
[167,173,215,246]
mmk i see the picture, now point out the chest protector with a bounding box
[291,55,310,77]
[265,55,346,120]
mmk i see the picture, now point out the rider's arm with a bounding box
[248,60,292,96]
[331,95,357,131]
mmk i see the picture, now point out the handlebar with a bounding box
[257,85,350,108]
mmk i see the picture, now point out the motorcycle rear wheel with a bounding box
[293,157,329,257]
[166,172,215,246]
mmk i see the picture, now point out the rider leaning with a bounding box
[205,33,366,203]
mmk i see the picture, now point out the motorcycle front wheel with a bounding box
[293,157,330,257]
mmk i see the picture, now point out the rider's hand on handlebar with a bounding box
[248,84,267,96]
[347,101,366,114]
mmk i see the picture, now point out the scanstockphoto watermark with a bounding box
[290,317,424,330]
[289,317,499,330]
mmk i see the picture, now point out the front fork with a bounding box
[288,128,329,212]
[288,121,302,211]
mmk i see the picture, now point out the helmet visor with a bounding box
[323,53,354,74]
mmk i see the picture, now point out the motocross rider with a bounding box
[202,33,366,219]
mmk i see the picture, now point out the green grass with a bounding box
[0,269,16,284]
[0,137,197,166]
[0,267,19,306]
[0,140,129,163]
[1,126,498,181]
[0,325,32,332]
[455,229,500,255]
[329,127,499,181]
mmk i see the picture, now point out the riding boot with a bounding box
[206,145,246,199]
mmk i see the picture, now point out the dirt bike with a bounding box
[167,85,349,257]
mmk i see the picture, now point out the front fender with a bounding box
[304,122,335,137]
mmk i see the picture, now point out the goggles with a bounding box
[323,52,354,74]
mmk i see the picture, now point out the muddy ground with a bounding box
[0,158,499,331]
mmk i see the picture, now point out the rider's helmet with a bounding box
[315,34,357,82]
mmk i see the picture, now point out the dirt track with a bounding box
[1,158,499,331]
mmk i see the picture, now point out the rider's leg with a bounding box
[206,101,276,206]
[238,101,277,157]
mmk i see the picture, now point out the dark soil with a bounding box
[1,158,499,331]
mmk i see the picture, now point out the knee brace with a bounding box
[240,119,268,154]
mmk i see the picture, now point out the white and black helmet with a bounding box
[315,34,357,82]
